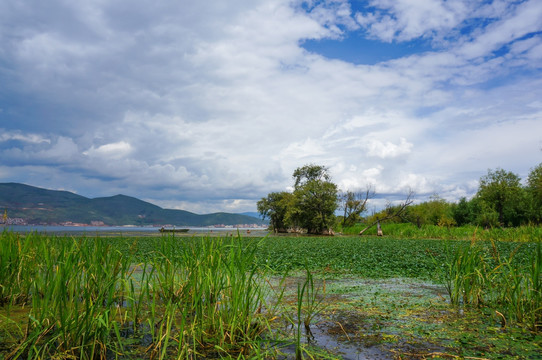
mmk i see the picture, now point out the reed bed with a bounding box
[343,223,542,242]
[439,239,542,331]
[2,230,540,359]
[0,231,294,359]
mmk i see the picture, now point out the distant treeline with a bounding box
[259,163,542,235]
[368,165,542,229]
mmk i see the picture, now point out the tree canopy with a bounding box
[256,191,293,233]
[476,168,527,227]
[370,164,542,228]
[527,163,542,223]
[259,162,542,234]
[259,164,338,234]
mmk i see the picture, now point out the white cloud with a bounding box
[456,0,542,60]
[38,136,79,162]
[0,130,51,144]
[365,137,413,159]
[0,0,541,213]
[83,141,133,160]
[355,0,471,43]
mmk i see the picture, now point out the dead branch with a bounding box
[358,189,414,236]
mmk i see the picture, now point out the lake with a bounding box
[3,225,269,236]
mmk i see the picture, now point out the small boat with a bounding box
[159,227,189,233]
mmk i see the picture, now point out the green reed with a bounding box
[440,239,542,331]
[291,267,327,360]
[0,231,40,306]
[344,223,542,242]
[16,237,131,359]
[0,231,281,359]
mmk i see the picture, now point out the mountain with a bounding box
[0,183,266,227]
[239,212,261,219]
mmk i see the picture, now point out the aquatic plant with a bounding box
[439,238,542,331]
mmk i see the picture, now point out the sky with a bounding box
[1,0,542,214]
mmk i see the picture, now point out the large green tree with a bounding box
[526,163,542,224]
[292,164,338,234]
[258,164,339,234]
[475,168,528,226]
[404,194,455,227]
[452,197,476,226]
[256,191,293,233]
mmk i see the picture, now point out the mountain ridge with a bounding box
[0,183,266,227]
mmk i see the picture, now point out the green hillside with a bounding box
[0,183,266,226]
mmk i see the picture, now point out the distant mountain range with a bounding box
[0,183,266,227]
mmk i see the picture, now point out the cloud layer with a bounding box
[1,0,541,213]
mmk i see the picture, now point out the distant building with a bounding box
[1,217,27,225]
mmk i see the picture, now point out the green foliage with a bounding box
[292,164,338,234]
[258,164,339,234]
[257,191,294,232]
[339,189,372,227]
[255,235,455,279]
[292,164,332,190]
[362,165,542,230]
[452,197,476,226]
[527,163,542,223]
[472,198,500,228]
[438,240,542,331]
[476,168,528,226]
[294,177,338,234]
[402,194,456,227]
[0,232,274,359]
[2,231,541,360]
[342,222,542,242]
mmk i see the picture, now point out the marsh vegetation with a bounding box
[1,230,541,359]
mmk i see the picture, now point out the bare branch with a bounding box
[358,189,414,236]
[340,185,375,227]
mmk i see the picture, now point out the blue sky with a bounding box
[1,0,541,214]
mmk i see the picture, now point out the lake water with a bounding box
[3,225,269,236]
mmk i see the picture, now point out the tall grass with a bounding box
[343,223,542,242]
[294,267,327,360]
[4,235,131,359]
[0,231,41,306]
[0,231,276,359]
[438,239,542,331]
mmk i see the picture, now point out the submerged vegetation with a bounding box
[1,230,541,359]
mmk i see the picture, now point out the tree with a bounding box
[257,164,339,235]
[292,164,332,190]
[292,164,338,234]
[403,194,454,227]
[359,189,414,235]
[473,199,500,229]
[257,191,293,233]
[475,168,528,226]
[526,163,542,224]
[340,186,374,227]
[452,197,475,226]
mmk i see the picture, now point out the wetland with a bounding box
[0,230,540,359]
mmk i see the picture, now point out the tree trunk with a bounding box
[358,190,414,236]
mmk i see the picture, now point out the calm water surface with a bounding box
[4,225,268,236]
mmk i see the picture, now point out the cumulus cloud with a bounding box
[0,0,541,213]
[83,141,133,160]
[365,138,413,159]
[0,130,51,144]
[354,0,472,43]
